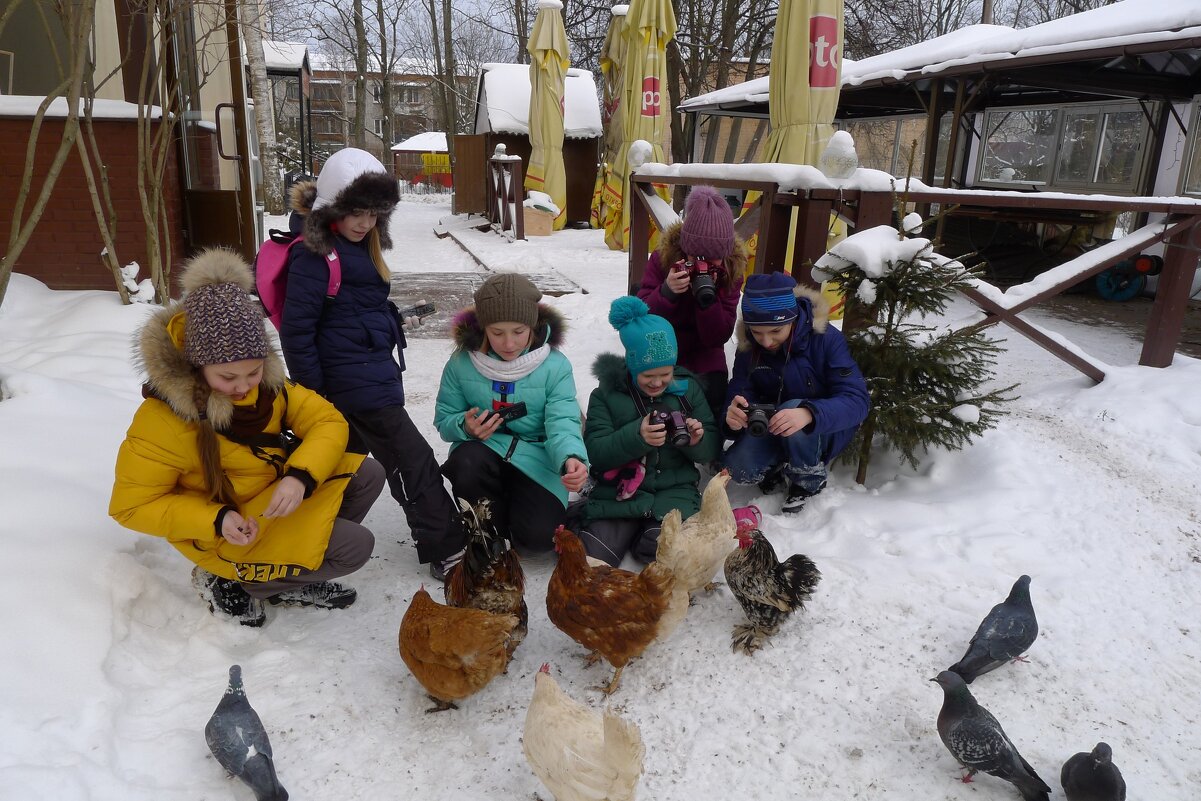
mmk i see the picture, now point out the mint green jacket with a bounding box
[434,304,586,507]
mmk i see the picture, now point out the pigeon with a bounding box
[1061,742,1126,801]
[932,670,1051,801]
[949,574,1038,683]
[204,665,289,801]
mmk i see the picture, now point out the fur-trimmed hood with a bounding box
[288,156,399,257]
[734,283,829,351]
[591,352,631,392]
[135,302,286,430]
[658,219,749,282]
[450,302,567,353]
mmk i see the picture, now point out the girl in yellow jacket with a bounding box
[109,249,385,626]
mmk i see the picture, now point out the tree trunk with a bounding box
[0,0,93,309]
[353,0,368,149]
[375,0,392,148]
[441,0,457,160]
[426,0,448,131]
[243,7,284,214]
[854,412,875,485]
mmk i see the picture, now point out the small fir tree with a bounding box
[813,217,1018,484]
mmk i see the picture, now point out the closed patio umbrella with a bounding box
[590,4,629,229]
[525,0,570,230]
[602,0,675,251]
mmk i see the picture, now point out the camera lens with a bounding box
[692,274,717,310]
[746,408,769,437]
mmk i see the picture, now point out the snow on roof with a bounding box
[310,53,441,77]
[0,95,163,120]
[476,63,602,139]
[262,41,307,71]
[681,0,1201,111]
[392,131,447,152]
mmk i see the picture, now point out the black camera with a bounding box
[648,405,691,447]
[484,401,527,424]
[743,403,777,437]
[673,258,725,310]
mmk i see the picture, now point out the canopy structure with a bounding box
[590,4,629,229]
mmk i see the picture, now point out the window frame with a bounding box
[1178,96,1201,198]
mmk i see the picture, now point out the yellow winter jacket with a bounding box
[109,294,364,582]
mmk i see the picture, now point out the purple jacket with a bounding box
[636,222,748,376]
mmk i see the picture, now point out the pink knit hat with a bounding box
[679,185,735,260]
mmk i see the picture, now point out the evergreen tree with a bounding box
[813,218,1018,484]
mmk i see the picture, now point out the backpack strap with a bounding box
[279,232,341,301]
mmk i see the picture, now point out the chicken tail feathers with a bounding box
[779,553,822,607]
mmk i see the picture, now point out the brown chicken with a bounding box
[546,527,687,695]
[398,586,519,712]
[444,498,527,660]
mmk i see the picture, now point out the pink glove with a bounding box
[603,459,647,501]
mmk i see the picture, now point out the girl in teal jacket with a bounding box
[579,297,719,565]
[434,274,588,555]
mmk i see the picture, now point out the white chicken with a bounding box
[523,663,645,801]
[654,471,737,595]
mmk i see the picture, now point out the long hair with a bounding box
[368,226,390,283]
[192,380,239,507]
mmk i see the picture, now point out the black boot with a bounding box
[267,581,358,609]
[192,567,266,627]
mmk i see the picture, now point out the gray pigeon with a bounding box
[205,665,289,801]
[1061,742,1126,801]
[932,670,1051,801]
[949,574,1038,683]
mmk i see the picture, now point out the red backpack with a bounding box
[253,229,341,329]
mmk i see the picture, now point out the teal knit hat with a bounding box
[609,296,677,377]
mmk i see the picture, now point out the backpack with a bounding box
[253,229,341,329]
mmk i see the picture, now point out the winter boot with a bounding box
[429,549,465,583]
[267,581,357,610]
[781,481,826,516]
[192,566,266,627]
[757,464,787,495]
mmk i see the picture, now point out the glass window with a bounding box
[1182,98,1201,197]
[372,84,383,103]
[1094,109,1145,186]
[979,108,1057,185]
[1055,110,1098,184]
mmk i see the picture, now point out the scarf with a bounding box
[468,342,551,382]
[225,386,277,438]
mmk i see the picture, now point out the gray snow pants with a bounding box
[579,517,662,567]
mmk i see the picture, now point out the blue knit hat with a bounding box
[741,272,799,325]
[609,296,678,376]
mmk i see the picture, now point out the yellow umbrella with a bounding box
[525,0,570,231]
[602,0,675,251]
[590,4,629,229]
[742,0,845,316]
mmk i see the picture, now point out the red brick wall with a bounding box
[0,116,186,292]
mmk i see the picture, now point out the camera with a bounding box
[648,405,691,447]
[673,258,725,310]
[743,403,777,437]
[484,401,527,424]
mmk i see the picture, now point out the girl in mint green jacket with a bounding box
[434,274,588,554]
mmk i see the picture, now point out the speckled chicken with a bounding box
[723,526,821,654]
[654,470,737,594]
[398,586,519,712]
[547,527,687,695]
[523,663,644,801]
[444,498,527,660]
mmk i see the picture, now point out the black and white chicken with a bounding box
[444,498,527,660]
[723,526,821,654]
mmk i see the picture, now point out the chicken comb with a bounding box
[539,662,551,674]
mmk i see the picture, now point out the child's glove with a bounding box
[603,459,646,501]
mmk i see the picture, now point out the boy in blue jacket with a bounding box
[722,272,870,514]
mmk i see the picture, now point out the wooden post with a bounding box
[1141,220,1201,367]
[628,185,652,294]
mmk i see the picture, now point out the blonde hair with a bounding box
[368,227,389,282]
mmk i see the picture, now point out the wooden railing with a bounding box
[629,169,1201,382]
[486,146,525,241]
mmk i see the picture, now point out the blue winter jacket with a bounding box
[278,234,406,414]
[725,286,870,463]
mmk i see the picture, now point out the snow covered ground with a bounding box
[2,197,1199,800]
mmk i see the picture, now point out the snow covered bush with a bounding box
[813,220,1017,483]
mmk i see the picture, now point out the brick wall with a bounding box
[0,116,186,292]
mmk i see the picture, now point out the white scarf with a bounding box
[468,343,551,382]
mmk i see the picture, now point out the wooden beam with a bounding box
[1141,221,1201,366]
